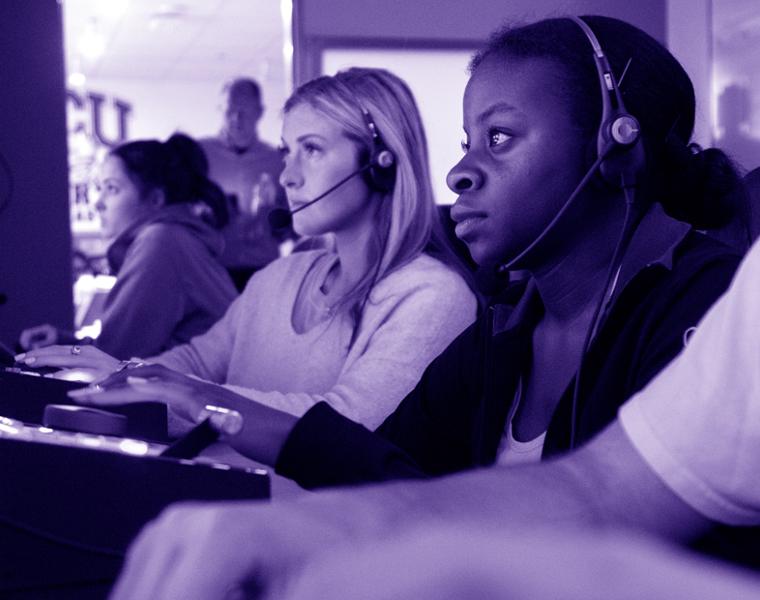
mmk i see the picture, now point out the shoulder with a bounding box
[198,135,221,148]
[197,136,223,155]
[126,221,213,268]
[674,230,743,269]
[241,249,327,292]
[111,223,184,281]
[607,232,741,353]
[134,221,197,247]
[657,231,743,296]
[385,253,471,287]
[622,231,740,309]
[374,254,475,305]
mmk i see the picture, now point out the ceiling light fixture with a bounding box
[78,19,106,60]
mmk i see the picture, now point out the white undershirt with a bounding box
[496,377,547,466]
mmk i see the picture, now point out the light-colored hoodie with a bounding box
[98,204,237,359]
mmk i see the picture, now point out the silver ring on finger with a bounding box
[71,345,82,355]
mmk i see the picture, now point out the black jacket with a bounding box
[277,225,740,490]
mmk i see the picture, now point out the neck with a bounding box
[327,197,383,300]
[530,207,625,326]
[224,132,258,153]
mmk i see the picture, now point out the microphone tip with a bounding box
[268,208,292,231]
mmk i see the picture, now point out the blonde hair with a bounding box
[284,67,472,321]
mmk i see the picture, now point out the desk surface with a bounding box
[200,441,306,501]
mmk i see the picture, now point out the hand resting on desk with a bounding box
[68,364,298,466]
[15,344,121,382]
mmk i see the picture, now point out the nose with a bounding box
[93,191,105,213]
[446,159,482,193]
[279,157,302,190]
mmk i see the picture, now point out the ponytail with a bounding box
[656,133,747,232]
[111,133,229,228]
[162,133,229,228]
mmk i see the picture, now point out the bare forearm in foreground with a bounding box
[111,422,712,599]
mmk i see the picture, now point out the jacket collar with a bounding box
[614,201,690,295]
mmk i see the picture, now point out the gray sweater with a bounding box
[154,250,477,428]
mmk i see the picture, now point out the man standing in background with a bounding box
[200,78,289,290]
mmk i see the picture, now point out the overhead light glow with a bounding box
[78,21,106,60]
[101,0,130,19]
[68,71,86,87]
[280,0,293,89]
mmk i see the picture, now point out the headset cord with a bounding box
[568,182,641,449]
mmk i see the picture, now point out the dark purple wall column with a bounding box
[0,0,73,344]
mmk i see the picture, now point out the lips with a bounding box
[454,216,486,240]
[449,203,486,223]
[287,199,309,212]
[450,204,487,240]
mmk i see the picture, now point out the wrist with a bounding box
[197,404,244,438]
[212,397,297,466]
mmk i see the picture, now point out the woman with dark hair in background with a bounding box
[20,133,237,359]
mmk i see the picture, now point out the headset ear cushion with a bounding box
[610,115,641,146]
[365,146,396,193]
[597,114,645,186]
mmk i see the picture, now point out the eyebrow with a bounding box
[280,133,329,148]
[479,102,523,123]
[296,133,327,143]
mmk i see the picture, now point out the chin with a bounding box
[292,217,326,238]
[464,241,493,268]
[470,242,522,271]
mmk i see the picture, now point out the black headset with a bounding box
[359,107,396,193]
[567,17,648,449]
[571,16,645,188]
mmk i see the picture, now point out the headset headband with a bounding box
[357,105,396,191]
[570,16,644,186]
